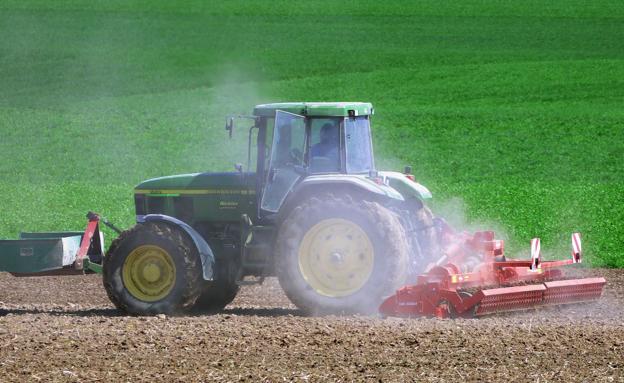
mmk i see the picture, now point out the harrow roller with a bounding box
[380,232,606,318]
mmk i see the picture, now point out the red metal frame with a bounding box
[74,214,101,270]
[12,214,103,277]
[379,230,606,318]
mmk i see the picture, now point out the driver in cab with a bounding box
[311,123,339,165]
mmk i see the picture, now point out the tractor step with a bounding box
[240,214,274,278]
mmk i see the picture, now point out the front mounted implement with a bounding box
[379,231,606,318]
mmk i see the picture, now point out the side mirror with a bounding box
[225,117,234,138]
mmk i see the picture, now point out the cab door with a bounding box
[260,110,306,213]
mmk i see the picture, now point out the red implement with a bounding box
[379,232,606,318]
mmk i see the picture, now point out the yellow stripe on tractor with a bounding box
[135,189,256,196]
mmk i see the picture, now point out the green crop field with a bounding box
[0,1,622,266]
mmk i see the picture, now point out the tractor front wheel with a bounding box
[103,222,202,315]
[276,194,409,315]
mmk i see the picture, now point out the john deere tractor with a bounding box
[103,102,438,315]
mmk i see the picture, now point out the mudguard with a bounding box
[137,214,214,281]
[378,171,433,200]
[294,174,405,201]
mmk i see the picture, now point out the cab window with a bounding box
[345,116,374,173]
[309,118,341,173]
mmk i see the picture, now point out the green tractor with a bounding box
[103,102,438,315]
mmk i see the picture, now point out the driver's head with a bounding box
[320,123,338,144]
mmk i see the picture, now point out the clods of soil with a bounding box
[0,268,622,382]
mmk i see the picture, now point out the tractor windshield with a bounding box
[309,117,342,173]
[345,116,374,173]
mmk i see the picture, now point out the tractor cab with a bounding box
[246,102,376,213]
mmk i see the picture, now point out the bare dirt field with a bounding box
[0,268,622,382]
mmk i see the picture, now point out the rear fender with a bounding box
[295,175,404,200]
[137,214,214,281]
[378,171,432,200]
[277,175,403,221]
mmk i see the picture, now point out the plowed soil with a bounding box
[0,269,622,382]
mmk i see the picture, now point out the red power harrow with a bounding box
[380,230,606,318]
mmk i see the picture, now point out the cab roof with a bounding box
[253,102,373,117]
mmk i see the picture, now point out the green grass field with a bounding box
[1,1,622,266]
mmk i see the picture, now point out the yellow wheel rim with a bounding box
[122,245,176,302]
[298,218,374,297]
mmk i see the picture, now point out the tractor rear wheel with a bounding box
[192,279,239,312]
[276,194,409,315]
[103,222,202,315]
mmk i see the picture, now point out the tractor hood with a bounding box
[135,172,255,194]
[133,172,257,224]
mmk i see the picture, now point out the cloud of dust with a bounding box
[427,196,512,270]
[202,65,274,172]
[431,196,511,247]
